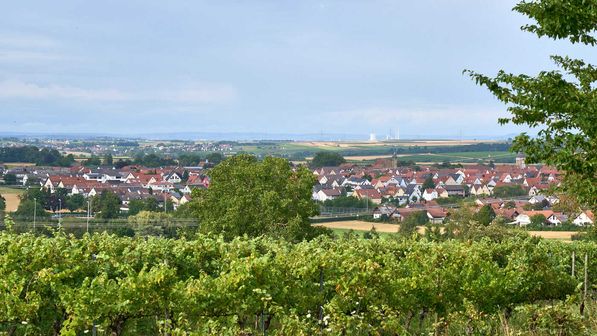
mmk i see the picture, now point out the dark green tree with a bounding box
[422,176,435,190]
[190,154,324,241]
[14,199,49,219]
[104,153,114,166]
[311,151,346,168]
[493,185,527,198]
[475,205,496,226]
[114,159,133,169]
[93,190,122,219]
[83,156,102,167]
[66,194,86,212]
[3,174,17,185]
[530,214,547,227]
[467,0,597,210]
[205,152,225,165]
[399,211,428,236]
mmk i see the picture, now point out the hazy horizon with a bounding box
[1,1,594,137]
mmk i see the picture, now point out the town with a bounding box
[0,146,593,229]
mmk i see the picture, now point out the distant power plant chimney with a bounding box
[369,133,377,142]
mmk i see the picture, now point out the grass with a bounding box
[0,186,25,195]
[330,228,395,238]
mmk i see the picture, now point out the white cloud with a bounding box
[0,80,237,104]
[0,50,66,62]
[319,105,523,138]
[0,80,128,101]
[158,85,237,103]
[0,34,58,49]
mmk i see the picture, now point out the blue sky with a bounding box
[0,1,593,139]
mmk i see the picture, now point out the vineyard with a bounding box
[1,232,596,335]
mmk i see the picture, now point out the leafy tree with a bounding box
[127,197,160,216]
[323,196,374,209]
[310,151,346,168]
[114,159,133,169]
[475,205,496,226]
[467,0,597,210]
[128,211,171,236]
[93,190,122,219]
[363,226,379,239]
[190,154,323,241]
[422,175,435,190]
[66,194,86,212]
[530,214,547,227]
[205,152,225,165]
[552,194,581,215]
[0,194,5,212]
[399,211,428,236]
[104,153,114,166]
[178,154,203,166]
[14,199,49,219]
[3,173,17,185]
[134,153,176,167]
[21,188,51,209]
[83,156,102,167]
[0,146,73,166]
[492,185,527,198]
[48,188,68,212]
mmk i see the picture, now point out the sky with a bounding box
[0,1,594,140]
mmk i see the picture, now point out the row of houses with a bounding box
[28,166,210,211]
[313,163,558,203]
[313,163,594,226]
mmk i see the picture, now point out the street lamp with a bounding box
[86,199,91,234]
[58,199,62,227]
[33,197,37,232]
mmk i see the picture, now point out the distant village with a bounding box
[0,153,594,227]
[312,154,593,227]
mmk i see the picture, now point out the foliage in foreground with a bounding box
[0,232,595,335]
[467,0,597,210]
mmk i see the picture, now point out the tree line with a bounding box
[0,146,74,166]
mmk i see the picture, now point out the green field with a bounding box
[387,151,516,163]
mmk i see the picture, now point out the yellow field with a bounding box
[3,162,36,168]
[298,140,496,150]
[316,220,400,233]
[317,220,576,240]
[0,187,24,212]
[528,231,576,240]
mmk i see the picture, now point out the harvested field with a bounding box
[0,187,24,212]
[528,231,576,241]
[316,220,399,233]
[3,162,36,168]
[317,221,577,240]
[297,140,497,150]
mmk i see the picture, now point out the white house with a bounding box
[315,189,342,202]
[573,211,594,226]
[422,188,438,201]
